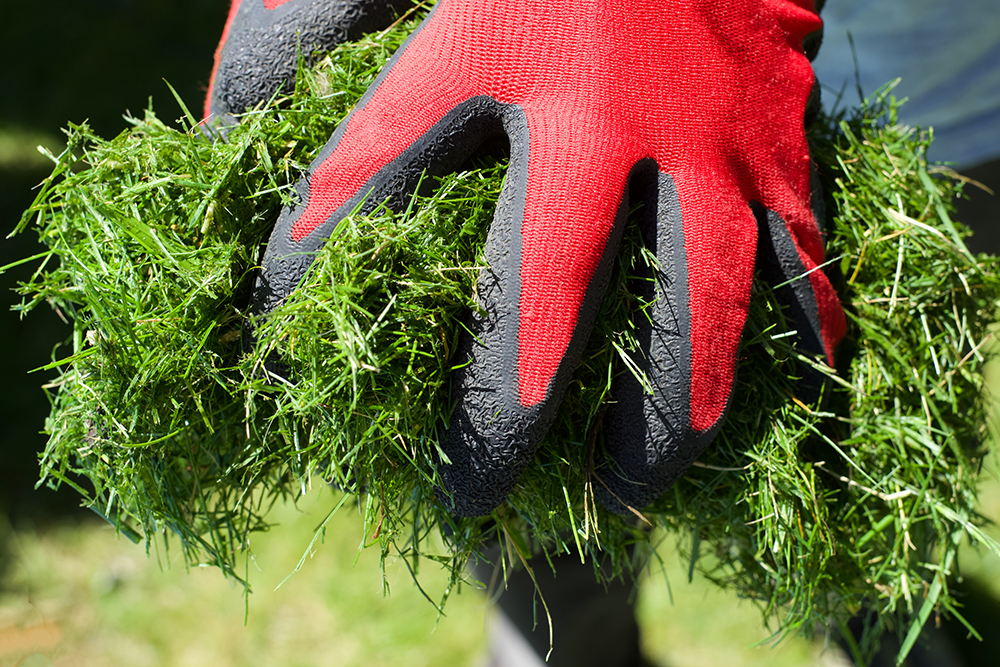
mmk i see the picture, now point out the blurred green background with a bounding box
[1,3,998,666]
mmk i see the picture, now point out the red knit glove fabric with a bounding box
[250,0,847,516]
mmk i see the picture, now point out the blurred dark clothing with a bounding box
[814,0,1000,170]
[472,548,644,667]
[955,158,1000,256]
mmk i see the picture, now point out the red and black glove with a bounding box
[205,0,414,122]
[233,0,847,516]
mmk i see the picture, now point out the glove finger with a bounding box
[206,0,414,121]
[438,109,641,517]
[594,167,753,513]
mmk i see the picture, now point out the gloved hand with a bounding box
[205,0,414,123]
[234,0,847,517]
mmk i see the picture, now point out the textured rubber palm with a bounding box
[205,0,413,121]
[250,0,847,516]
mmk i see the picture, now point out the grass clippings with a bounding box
[6,16,1000,665]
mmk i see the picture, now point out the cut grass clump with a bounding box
[7,15,1000,664]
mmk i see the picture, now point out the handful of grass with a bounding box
[9,17,1000,663]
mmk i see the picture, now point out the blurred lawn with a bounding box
[0,127,59,172]
[956,343,1000,597]
[1,490,486,667]
[0,484,859,667]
